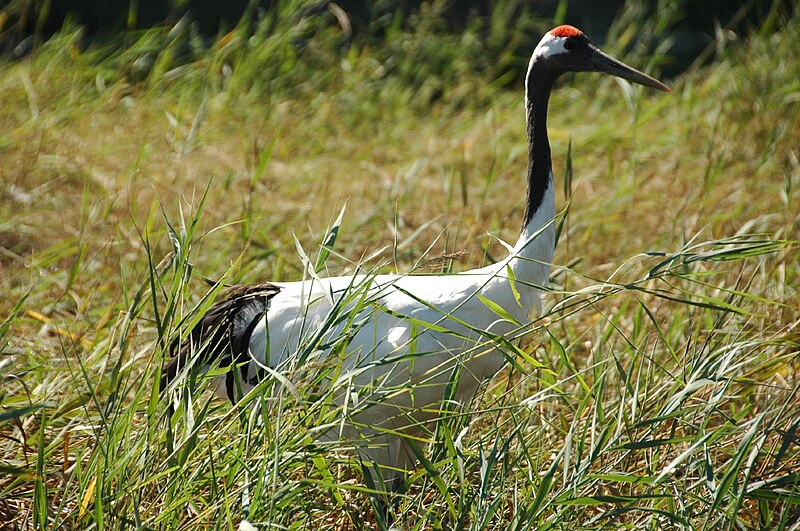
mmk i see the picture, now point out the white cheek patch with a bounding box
[525,34,568,107]
[533,34,568,59]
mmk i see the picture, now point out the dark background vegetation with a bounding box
[2,0,795,76]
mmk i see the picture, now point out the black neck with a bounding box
[522,61,557,228]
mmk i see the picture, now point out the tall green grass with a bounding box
[1,1,798,529]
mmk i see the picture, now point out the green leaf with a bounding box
[477,294,523,327]
[315,203,346,273]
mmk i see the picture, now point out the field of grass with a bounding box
[1,2,799,529]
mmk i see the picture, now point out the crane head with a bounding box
[532,25,670,92]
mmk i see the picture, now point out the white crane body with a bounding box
[162,25,668,488]
[208,191,554,474]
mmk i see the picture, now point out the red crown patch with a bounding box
[550,25,583,38]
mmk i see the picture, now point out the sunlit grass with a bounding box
[1,2,798,529]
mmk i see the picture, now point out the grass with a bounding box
[1,2,799,529]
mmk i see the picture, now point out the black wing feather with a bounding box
[160,283,281,401]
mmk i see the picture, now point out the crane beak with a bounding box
[588,45,670,92]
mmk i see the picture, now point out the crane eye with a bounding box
[564,39,576,51]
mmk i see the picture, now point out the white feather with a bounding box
[223,175,556,485]
[534,32,569,60]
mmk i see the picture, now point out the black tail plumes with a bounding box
[161,283,280,402]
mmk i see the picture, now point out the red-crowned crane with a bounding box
[162,25,669,492]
